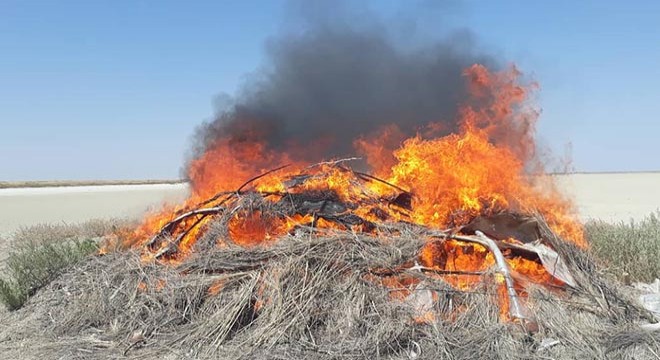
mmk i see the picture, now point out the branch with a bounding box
[196,164,292,208]
[305,157,361,170]
[146,206,224,249]
[407,264,486,276]
[353,171,412,195]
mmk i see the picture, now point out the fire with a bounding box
[419,240,495,290]
[227,211,314,246]
[359,65,583,244]
[114,64,585,321]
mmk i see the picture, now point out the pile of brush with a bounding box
[141,162,418,260]
[1,214,659,359]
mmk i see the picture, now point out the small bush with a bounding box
[10,218,128,245]
[586,211,660,283]
[0,219,130,310]
[0,238,98,310]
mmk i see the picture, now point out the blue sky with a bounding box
[1,0,659,180]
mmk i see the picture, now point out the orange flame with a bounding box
[360,65,583,244]
[115,64,585,319]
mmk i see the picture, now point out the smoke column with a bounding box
[187,1,498,174]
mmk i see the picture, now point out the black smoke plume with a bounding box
[187,2,497,172]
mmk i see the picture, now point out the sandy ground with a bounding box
[554,172,660,223]
[0,184,189,239]
[1,173,659,238]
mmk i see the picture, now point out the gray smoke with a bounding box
[188,2,497,169]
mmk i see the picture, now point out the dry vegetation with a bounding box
[586,211,660,283]
[0,219,133,310]
[0,215,659,359]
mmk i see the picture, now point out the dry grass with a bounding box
[586,211,660,283]
[0,219,658,359]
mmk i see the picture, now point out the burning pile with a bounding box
[113,65,585,322]
[126,65,584,252]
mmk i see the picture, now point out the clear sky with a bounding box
[1,0,659,180]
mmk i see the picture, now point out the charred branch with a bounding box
[196,164,292,209]
[147,206,225,249]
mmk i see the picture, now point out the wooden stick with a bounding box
[305,157,361,170]
[236,164,291,193]
[353,170,412,195]
[406,264,486,276]
[368,265,485,277]
[153,214,212,259]
[427,230,540,260]
[146,206,224,248]
[196,164,292,208]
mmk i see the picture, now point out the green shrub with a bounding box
[586,211,660,283]
[0,238,98,310]
[0,219,130,310]
[0,278,24,310]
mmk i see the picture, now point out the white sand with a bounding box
[1,173,659,237]
[0,184,189,238]
[554,173,660,223]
